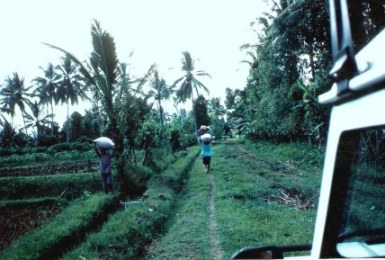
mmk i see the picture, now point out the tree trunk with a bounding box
[159,99,165,146]
[192,99,198,137]
[66,102,70,142]
[50,101,54,136]
[309,46,316,82]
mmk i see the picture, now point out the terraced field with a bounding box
[0,140,323,259]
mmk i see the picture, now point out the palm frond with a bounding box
[44,42,95,85]
[91,20,118,86]
[196,70,212,78]
[181,51,194,71]
[172,76,185,87]
[136,63,157,90]
[193,78,210,94]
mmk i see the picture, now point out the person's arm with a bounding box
[94,144,101,158]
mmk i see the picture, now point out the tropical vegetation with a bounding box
[1,1,384,258]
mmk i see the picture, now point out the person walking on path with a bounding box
[94,145,114,193]
[198,125,213,173]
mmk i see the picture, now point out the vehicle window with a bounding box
[337,126,385,257]
[348,0,385,52]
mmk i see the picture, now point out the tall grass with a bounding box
[244,139,324,174]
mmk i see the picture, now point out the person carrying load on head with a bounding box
[93,137,114,193]
[198,125,213,174]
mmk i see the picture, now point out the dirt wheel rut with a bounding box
[208,173,224,260]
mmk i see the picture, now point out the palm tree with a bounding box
[173,51,211,134]
[148,69,174,145]
[32,63,61,136]
[208,97,226,120]
[45,20,119,146]
[0,117,17,149]
[56,56,86,142]
[0,72,32,133]
[23,101,52,146]
[45,20,155,153]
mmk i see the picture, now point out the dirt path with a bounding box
[207,173,224,260]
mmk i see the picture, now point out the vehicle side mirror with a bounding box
[231,246,281,259]
[231,244,311,259]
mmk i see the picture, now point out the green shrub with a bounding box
[46,142,92,154]
[0,147,47,156]
[150,150,177,172]
[117,164,154,199]
[0,153,50,167]
[0,142,92,157]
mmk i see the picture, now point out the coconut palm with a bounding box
[23,101,53,146]
[45,20,119,145]
[56,56,86,114]
[56,56,86,142]
[45,20,155,153]
[0,72,32,133]
[148,69,174,145]
[173,51,211,134]
[0,117,17,149]
[32,63,61,135]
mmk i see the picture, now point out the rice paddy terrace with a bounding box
[0,140,323,259]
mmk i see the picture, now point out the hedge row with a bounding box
[62,147,199,259]
[0,150,95,168]
[0,172,100,200]
[0,142,93,157]
[0,193,117,260]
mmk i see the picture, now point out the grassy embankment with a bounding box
[150,139,324,259]
[0,147,179,257]
[61,148,199,259]
[0,193,116,260]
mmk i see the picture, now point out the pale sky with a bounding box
[0,0,269,127]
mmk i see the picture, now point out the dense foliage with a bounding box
[226,0,385,144]
[226,0,332,144]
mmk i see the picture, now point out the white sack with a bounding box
[93,137,115,149]
[201,133,212,142]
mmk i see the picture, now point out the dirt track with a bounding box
[208,173,224,259]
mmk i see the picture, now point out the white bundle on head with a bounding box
[93,137,115,149]
[201,133,212,142]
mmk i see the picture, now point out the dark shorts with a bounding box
[202,156,211,165]
[101,172,112,185]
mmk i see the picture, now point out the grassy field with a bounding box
[149,139,323,259]
[0,139,324,259]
